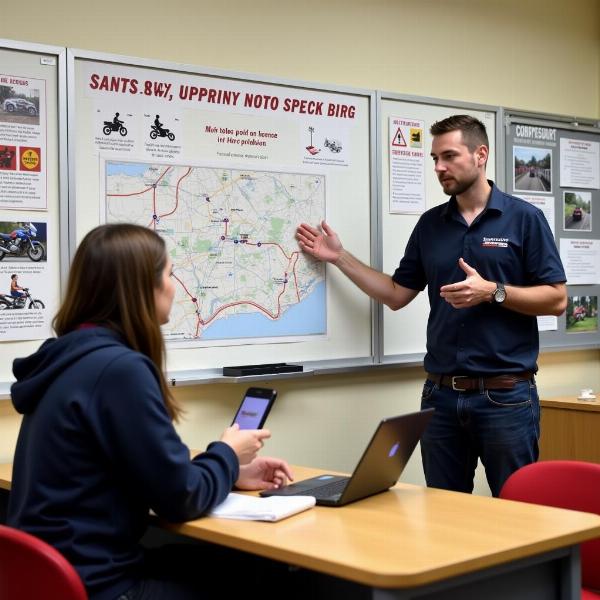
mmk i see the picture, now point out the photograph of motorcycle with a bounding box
[0,274,44,309]
[0,222,45,261]
[150,115,175,141]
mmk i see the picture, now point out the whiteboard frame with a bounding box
[66,48,379,384]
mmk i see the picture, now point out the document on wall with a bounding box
[0,73,47,209]
[0,218,54,341]
[559,238,600,285]
[559,138,600,189]
[388,116,425,213]
[537,315,558,332]
[516,194,556,236]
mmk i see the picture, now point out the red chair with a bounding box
[0,524,87,600]
[500,460,600,600]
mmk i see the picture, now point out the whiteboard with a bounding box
[68,50,375,378]
[0,39,67,395]
[378,93,500,363]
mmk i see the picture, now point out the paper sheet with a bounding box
[209,492,315,522]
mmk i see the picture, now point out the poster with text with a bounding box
[76,61,371,353]
[560,138,600,189]
[0,219,53,340]
[0,74,47,209]
[388,116,425,213]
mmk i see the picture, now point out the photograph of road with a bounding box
[514,146,552,193]
[564,190,592,231]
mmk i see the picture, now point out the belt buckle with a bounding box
[451,375,468,391]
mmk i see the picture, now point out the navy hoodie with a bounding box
[7,327,239,600]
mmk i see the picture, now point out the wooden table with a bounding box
[163,466,600,599]
[2,463,600,599]
[540,396,600,462]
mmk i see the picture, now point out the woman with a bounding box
[7,223,293,600]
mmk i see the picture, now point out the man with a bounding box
[154,114,165,135]
[296,115,566,497]
[112,112,124,128]
[10,274,26,305]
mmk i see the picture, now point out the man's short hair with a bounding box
[429,115,489,151]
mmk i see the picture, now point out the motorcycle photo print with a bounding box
[0,221,46,262]
[0,268,50,340]
[0,273,44,310]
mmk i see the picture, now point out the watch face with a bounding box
[494,286,506,303]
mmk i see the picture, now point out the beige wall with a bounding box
[1,0,599,495]
[2,0,599,117]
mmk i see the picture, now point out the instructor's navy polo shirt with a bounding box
[392,181,566,375]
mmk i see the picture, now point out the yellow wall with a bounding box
[1,0,599,495]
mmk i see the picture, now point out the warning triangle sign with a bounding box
[392,128,407,147]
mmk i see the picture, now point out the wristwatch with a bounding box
[492,282,506,304]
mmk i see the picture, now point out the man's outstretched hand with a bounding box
[296,220,343,264]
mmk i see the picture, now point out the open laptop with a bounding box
[260,408,434,506]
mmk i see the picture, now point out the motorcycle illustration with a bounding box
[0,288,44,310]
[324,138,342,153]
[150,125,175,141]
[0,223,45,262]
[102,121,128,136]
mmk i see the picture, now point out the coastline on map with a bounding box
[165,280,326,342]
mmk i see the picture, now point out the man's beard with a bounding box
[440,172,478,196]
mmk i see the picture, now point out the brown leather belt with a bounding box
[426,372,534,391]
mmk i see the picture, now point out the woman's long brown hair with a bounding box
[53,223,182,421]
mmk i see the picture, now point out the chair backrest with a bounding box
[0,524,87,600]
[500,460,600,590]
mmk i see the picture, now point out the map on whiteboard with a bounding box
[105,162,326,343]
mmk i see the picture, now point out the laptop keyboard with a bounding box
[307,478,348,499]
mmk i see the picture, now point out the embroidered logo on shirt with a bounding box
[481,237,509,248]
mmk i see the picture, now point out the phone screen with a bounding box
[233,393,272,429]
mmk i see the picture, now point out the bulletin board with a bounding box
[504,109,600,350]
[377,92,501,364]
[67,49,376,382]
[0,39,67,397]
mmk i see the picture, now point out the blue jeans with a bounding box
[420,378,540,497]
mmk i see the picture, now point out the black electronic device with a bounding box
[261,409,434,506]
[222,363,303,377]
[231,387,277,429]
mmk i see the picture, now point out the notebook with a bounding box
[209,493,315,522]
[260,408,434,506]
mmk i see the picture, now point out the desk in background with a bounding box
[2,463,600,599]
[541,397,600,462]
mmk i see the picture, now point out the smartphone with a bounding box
[231,387,277,429]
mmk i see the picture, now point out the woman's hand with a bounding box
[235,456,294,491]
[220,424,271,465]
